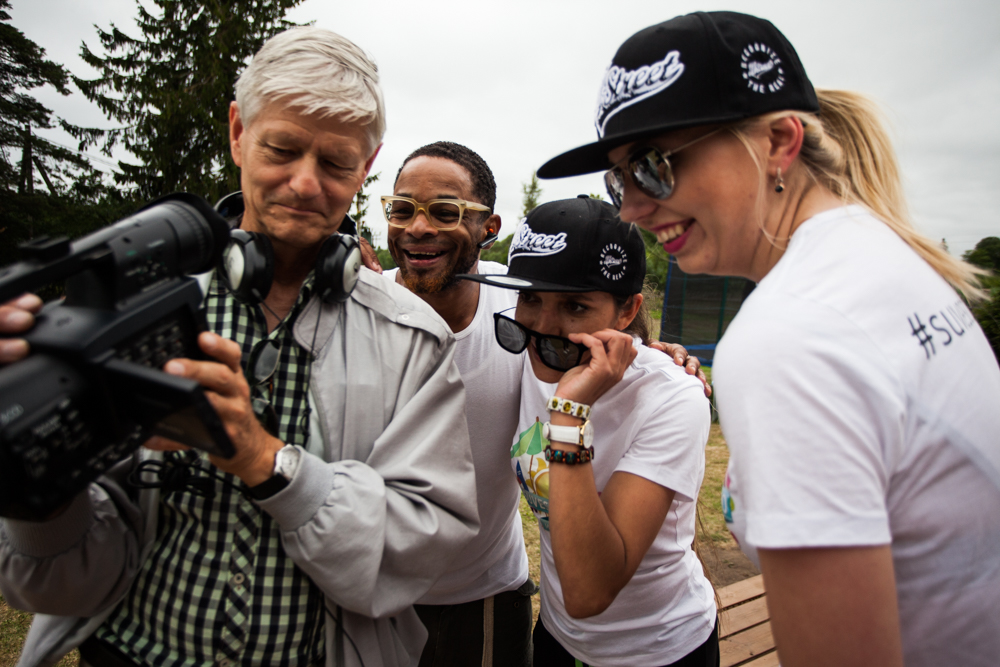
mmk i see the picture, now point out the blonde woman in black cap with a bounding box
[462,196,717,667]
[538,11,1000,667]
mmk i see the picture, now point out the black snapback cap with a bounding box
[460,195,645,296]
[538,11,819,179]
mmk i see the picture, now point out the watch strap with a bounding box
[248,444,298,501]
[248,474,289,500]
[545,422,585,446]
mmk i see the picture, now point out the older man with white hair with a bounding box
[0,27,478,667]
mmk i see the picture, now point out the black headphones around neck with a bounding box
[214,192,363,305]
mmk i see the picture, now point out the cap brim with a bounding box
[458,273,592,292]
[536,114,749,179]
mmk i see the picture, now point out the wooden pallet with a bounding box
[718,575,778,667]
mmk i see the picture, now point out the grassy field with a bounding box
[1,419,751,665]
[0,600,77,667]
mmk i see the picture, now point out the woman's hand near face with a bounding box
[554,329,637,405]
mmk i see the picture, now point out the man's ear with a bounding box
[478,214,502,249]
[362,143,382,178]
[766,115,805,177]
[229,102,245,168]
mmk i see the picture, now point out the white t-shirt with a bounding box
[384,262,529,604]
[716,206,1000,667]
[514,343,715,666]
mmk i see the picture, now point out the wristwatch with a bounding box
[248,444,301,500]
[543,420,594,448]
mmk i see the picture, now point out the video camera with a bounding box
[0,193,236,520]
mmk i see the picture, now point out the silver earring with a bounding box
[774,168,785,193]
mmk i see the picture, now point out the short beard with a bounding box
[394,241,479,295]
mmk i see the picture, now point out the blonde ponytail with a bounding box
[736,90,989,301]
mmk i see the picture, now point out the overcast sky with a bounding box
[10,0,1000,256]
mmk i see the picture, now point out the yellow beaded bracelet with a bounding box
[547,396,591,419]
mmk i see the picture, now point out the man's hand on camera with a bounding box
[0,294,42,363]
[149,331,285,486]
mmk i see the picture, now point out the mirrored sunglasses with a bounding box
[493,312,584,373]
[381,196,492,231]
[246,337,281,387]
[245,337,282,436]
[604,128,723,208]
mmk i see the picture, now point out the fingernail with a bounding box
[164,360,184,374]
[0,339,29,361]
[1,310,32,327]
[14,294,42,309]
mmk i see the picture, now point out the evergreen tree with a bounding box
[72,0,303,203]
[353,172,380,244]
[521,171,541,218]
[964,236,1000,362]
[0,0,121,265]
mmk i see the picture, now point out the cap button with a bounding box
[577,194,590,199]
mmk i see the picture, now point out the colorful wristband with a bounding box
[547,396,591,419]
[544,445,594,465]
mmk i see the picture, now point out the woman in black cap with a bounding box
[463,196,718,667]
[537,11,1000,667]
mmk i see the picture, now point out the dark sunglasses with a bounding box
[494,312,584,372]
[604,128,722,208]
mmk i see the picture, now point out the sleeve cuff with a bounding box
[0,490,96,558]
[747,511,891,549]
[256,450,335,530]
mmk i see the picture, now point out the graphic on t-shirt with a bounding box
[722,472,735,524]
[908,298,980,359]
[513,418,551,531]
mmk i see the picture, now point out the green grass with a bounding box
[0,597,78,667]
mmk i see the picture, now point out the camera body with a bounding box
[0,193,236,520]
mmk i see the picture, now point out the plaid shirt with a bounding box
[95,274,326,667]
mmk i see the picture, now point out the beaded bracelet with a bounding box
[544,445,594,465]
[547,396,591,419]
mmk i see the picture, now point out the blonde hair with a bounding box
[730,89,988,301]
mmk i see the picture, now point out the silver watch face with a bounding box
[275,445,301,480]
[581,420,594,448]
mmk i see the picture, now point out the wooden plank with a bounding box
[742,650,780,667]
[720,621,775,667]
[719,596,769,638]
[718,574,766,609]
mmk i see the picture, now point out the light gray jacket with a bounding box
[0,269,480,667]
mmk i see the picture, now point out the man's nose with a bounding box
[288,157,322,199]
[405,208,438,238]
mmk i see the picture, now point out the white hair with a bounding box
[235,26,386,154]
